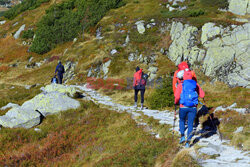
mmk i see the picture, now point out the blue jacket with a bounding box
[55,63,65,75]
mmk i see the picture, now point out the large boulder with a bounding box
[167,21,250,88]
[229,0,249,15]
[168,22,200,65]
[0,84,80,128]
[135,20,145,34]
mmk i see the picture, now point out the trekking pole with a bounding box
[172,105,177,141]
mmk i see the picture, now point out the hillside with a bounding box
[0,0,249,166]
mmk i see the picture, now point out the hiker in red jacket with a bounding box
[174,70,205,148]
[173,62,197,93]
[133,66,146,110]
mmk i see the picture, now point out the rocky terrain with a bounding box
[0,0,249,166]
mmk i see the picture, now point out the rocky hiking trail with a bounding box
[73,84,250,167]
[0,84,249,166]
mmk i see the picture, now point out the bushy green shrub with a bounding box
[4,0,50,20]
[200,0,229,9]
[148,77,174,110]
[30,0,125,54]
[21,29,34,39]
[187,9,205,17]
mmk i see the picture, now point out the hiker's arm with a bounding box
[172,71,177,93]
[174,84,182,104]
[133,76,136,88]
[55,65,58,74]
[197,84,205,98]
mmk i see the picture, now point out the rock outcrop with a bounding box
[229,0,250,15]
[0,84,80,128]
[167,22,250,88]
[14,24,25,39]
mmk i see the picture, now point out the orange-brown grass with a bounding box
[0,101,181,166]
[0,36,28,63]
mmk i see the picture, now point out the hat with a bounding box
[183,71,192,80]
[177,70,184,79]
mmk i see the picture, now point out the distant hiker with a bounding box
[174,70,205,148]
[55,61,65,84]
[173,61,197,94]
[133,66,148,110]
[51,75,58,84]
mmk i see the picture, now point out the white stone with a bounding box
[234,126,243,133]
[14,24,25,39]
[0,20,6,25]
[102,60,111,76]
[135,20,145,34]
[110,49,118,55]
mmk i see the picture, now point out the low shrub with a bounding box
[4,0,50,20]
[148,77,174,110]
[200,0,229,9]
[21,29,34,39]
[187,9,205,17]
[30,0,125,54]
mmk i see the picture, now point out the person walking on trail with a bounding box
[55,61,65,84]
[173,61,197,94]
[174,70,205,148]
[133,66,147,110]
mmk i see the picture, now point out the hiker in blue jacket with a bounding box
[55,61,65,84]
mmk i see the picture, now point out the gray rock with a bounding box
[199,147,219,156]
[201,23,222,44]
[111,49,118,55]
[14,24,25,39]
[102,60,111,77]
[96,27,103,39]
[229,0,249,15]
[0,103,19,110]
[63,61,77,83]
[0,20,6,25]
[135,20,145,34]
[12,22,18,27]
[128,53,138,61]
[168,22,198,65]
[234,126,243,133]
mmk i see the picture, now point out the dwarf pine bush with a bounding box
[4,0,50,20]
[30,0,125,54]
[148,77,174,110]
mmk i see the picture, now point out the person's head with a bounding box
[178,61,189,71]
[183,71,193,80]
[177,70,184,80]
[136,66,140,72]
[58,60,61,64]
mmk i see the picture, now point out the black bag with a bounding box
[139,73,148,87]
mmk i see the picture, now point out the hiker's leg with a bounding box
[187,108,197,141]
[140,89,145,104]
[57,74,62,84]
[134,89,139,103]
[179,108,188,136]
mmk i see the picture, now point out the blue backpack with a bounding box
[180,80,198,107]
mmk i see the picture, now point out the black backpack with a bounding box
[57,65,64,73]
[140,73,148,86]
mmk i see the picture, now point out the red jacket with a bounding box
[172,62,197,93]
[133,69,143,87]
[174,81,205,108]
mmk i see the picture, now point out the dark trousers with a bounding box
[57,74,63,84]
[134,89,145,104]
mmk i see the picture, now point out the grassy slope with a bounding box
[0,0,249,165]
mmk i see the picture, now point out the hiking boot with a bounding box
[185,142,190,148]
[179,136,185,144]
[140,103,143,110]
[134,102,137,108]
